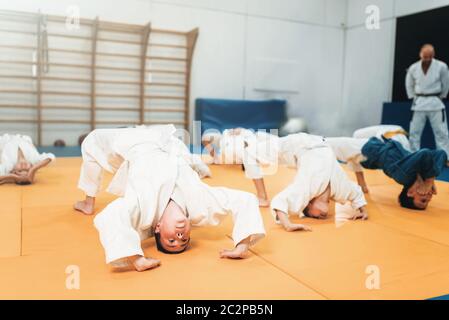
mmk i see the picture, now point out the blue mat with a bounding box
[38,146,81,158]
[195,98,287,137]
[430,294,449,300]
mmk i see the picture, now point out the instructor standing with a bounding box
[406,44,449,166]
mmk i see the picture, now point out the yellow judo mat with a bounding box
[1,157,449,300]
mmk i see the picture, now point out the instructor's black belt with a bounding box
[415,93,442,97]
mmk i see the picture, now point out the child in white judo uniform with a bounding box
[326,125,410,193]
[89,125,266,271]
[202,128,270,207]
[75,126,211,215]
[251,135,368,232]
[0,133,54,185]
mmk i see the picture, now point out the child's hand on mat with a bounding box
[351,207,368,220]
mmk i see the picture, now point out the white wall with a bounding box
[0,0,347,145]
[340,0,449,136]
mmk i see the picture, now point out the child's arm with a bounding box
[355,171,369,193]
[275,209,312,232]
[252,178,269,207]
[27,158,52,183]
[202,140,215,158]
[0,174,20,185]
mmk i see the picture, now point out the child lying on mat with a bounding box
[0,134,54,185]
[74,126,211,215]
[253,137,369,232]
[76,125,265,272]
[360,137,446,210]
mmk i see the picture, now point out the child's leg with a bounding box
[75,135,106,215]
[252,178,270,207]
[203,141,215,158]
[75,154,102,214]
[74,196,96,215]
[355,171,369,193]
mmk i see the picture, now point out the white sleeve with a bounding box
[221,188,266,247]
[406,67,416,99]
[242,145,263,179]
[93,193,144,265]
[347,183,367,210]
[22,139,55,165]
[270,172,311,221]
[38,152,55,162]
[346,157,364,173]
[191,184,266,247]
[174,138,211,178]
[0,163,8,176]
[441,63,449,98]
[333,165,367,210]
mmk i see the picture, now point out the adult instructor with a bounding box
[406,44,449,166]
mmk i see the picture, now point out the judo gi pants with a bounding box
[78,134,111,197]
[410,110,449,157]
[410,110,449,156]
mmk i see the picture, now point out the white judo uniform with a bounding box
[353,125,411,152]
[244,133,367,221]
[0,133,55,176]
[406,59,449,156]
[90,126,265,265]
[327,125,411,172]
[202,128,265,180]
[325,137,368,173]
[78,127,211,197]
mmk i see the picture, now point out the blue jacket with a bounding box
[361,137,447,187]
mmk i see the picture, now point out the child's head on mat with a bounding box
[154,200,191,254]
[303,187,331,219]
[399,184,434,210]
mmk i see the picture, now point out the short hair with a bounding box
[421,44,435,53]
[78,133,89,146]
[398,185,424,211]
[16,180,32,186]
[154,232,188,255]
[53,139,66,147]
[303,205,311,218]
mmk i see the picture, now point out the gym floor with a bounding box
[1,157,449,300]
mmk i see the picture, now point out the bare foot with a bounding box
[74,200,95,215]
[284,224,312,232]
[131,256,161,272]
[258,198,270,208]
